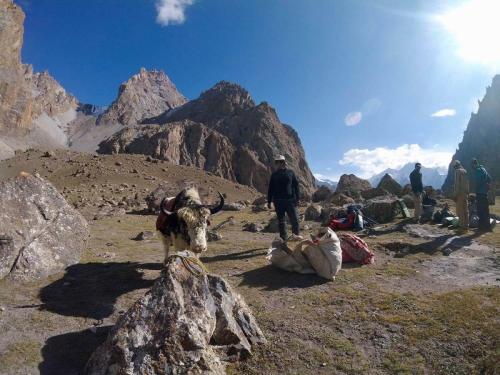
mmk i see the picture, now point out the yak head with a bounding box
[159,188,224,253]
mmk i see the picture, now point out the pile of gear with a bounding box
[267,227,374,280]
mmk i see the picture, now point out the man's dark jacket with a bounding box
[410,169,423,193]
[268,168,300,204]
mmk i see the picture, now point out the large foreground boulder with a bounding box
[84,253,266,374]
[0,174,89,280]
[336,174,371,195]
[363,197,401,224]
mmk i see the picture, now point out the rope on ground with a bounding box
[169,253,207,277]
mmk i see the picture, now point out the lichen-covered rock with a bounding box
[84,253,266,375]
[0,174,89,280]
[304,204,323,221]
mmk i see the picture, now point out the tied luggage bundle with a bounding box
[267,228,342,280]
[337,233,375,265]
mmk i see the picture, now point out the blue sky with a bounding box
[17,0,499,180]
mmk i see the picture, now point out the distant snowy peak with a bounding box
[369,163,447,189]
[315,176,338,190]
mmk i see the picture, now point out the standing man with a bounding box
[409,162,424,221]
[453,160,469,232]
[471,158,492,231]
[267,155,302,241]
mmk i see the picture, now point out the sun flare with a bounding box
[439,0,500,66]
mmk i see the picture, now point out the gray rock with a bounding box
[252,204,267,213]
[0,174,89,280]
[133,231,155,241]
[402,194,415,209]
[145,182,176,214]
[377,174,403,196]
[84,253,266,374]
[363,197,401,224]
[207,230,222,242]
[223,202,245,211]
[243,222,264,233]
[312,186,333,203]
[252,196,267,206]
[264,216,280,233]
[304,204,323,221]
[361,187,390,200]
[93,206,126,220]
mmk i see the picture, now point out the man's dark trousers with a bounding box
[476,193,490,230]
[274,199,299,240]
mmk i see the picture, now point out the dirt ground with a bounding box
[0,150,499,375]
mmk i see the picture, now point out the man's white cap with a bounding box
[274,154,286,162]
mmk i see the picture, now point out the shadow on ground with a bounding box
[200,248,268,264]
[39,326,111,375]
[39,262,161,320]
[238,264,328,291]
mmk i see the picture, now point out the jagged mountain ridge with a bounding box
[442,75,500,194]
[0,1,315,194]
[98,81,316,194]
[370,163,447,189]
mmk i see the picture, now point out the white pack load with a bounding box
[267,238,315,274]
[302,228,342,280]
[267,228,342,280]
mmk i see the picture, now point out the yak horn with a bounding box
[209,192,224,215]
[160,197,174,216]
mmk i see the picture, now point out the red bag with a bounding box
[338,233,374,265]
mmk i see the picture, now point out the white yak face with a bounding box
[177,206,211,253]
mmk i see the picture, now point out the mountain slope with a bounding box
[442,75,500,194]
[98,81,316,195]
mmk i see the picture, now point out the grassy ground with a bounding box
[0,151,499,374]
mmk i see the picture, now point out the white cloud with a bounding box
[431,108,456,117]
[339,144,453,178]
[155,0,194,26]
[344,111,362,126]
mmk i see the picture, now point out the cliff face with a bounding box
[99,82,316,195]
[0,0,79,158]
[97,68,187,126]
[442,75,500,194]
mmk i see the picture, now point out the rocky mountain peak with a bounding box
[442,75,500,194]
[199,80,255,110]
[97,68,187,126]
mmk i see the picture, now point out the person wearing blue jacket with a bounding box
[471,158,492,230]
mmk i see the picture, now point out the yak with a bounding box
[156,187,224,263]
